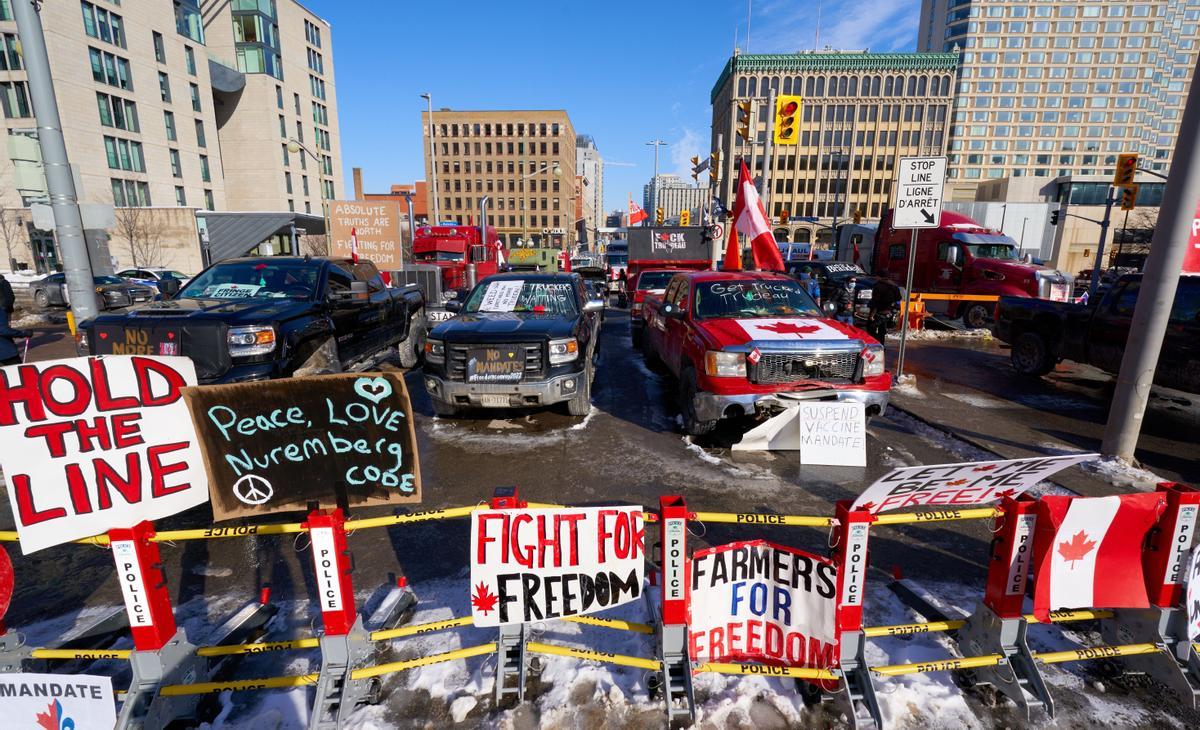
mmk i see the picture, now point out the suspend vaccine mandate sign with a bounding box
[0,356,208,553]
[470,506,645,627]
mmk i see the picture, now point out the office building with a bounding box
[0,0,343,274]
[421,109,577,248]
[710,50,957,243]
[576,134,603,234]
[919,0,1197,191]
[643,174,707,222]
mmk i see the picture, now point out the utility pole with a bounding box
[646,139,667,220]
[762,88,776,213]
[1101,58,1200,462]
[13,0,99,321]
[1088,186,1117,302]
[401,190,416,260]
[421,93,440,224]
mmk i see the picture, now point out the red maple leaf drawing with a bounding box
[946,479,968,486]
[1056,530,1097,568]
[471,582,499,615]
[995,489,1017,499]
[973,464,999,472]
[857,501,876,512]
[35,700,62,730]
[755,321,821,336]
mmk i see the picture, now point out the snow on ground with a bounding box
[887,328,992,342]
[0,269,43,288]
[890,379,925,399]
[1081,456,1166,491]
[11,312,52,328]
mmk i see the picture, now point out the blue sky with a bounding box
[313,0,920,214]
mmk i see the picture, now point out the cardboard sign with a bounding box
[0,356,208,554]
[0,672,116,728]
[850,454,1096,514]
[330,200,404,269]
[470,506,645,627]
[478,280,523,312]
[689,540,838,669]
[183,373,421,520]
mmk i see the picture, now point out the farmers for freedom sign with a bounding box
[0,356,208,553]
[470,506,645,627]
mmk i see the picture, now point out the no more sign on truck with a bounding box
[893,156,947,229]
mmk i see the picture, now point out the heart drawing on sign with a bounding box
[354,376,393,404]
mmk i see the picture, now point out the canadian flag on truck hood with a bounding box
[733,318,850,341]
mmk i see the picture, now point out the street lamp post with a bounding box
[421,93,440,224]
[646,139,668,217]
[519,162,562,247]
[287,138,329,253]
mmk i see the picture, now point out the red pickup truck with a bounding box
[642,271,890,435]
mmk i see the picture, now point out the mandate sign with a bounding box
[330,200,404,269]
[183,373,421,520]
[689,540,838,670]
[893,156,947,229]
[470,506,645,627]
[0,356,208,554]
[0,672,117,728]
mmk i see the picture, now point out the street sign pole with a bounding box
[890,156,947,382]
[895,227,919,379]
[1088,186,1117,302]
[761,88,775,213]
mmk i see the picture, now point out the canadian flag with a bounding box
[1032,492,1165,621]
[731,161,785,272]
[350,227,359,263]
[628,195,648,226]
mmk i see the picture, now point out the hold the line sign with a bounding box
[893,156,947,229]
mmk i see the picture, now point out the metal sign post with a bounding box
[891,156,947,380]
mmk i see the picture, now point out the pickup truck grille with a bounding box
[751,351,859,385]
[447,343,544,381]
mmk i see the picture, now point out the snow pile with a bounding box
[888,327,991,342]
[11,312,52,328]
[1082,456,1165,491]
[0,269,43,288]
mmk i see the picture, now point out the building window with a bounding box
[103,136,145,172]
[0,81,31,118]
[175,0,204,44]
[189,82,201,112]
[294,92,300,115]
[81,2,125,48]
[302,175,309,196]
[184,46,196,75]
[275,85,283,109]
[304,18,322,48]
[0,1,11,21]
[284,171,293,194]
[158,71,171,102]
[152,31,165,63]
[232,2,283,79]
[204,189,214,210]
[278,115,286,137]
[312,102,328,126]
[111,178,151,207]
[195,119,206,147]
[309,75,326,100]
[199,154,211,182]
[175,186,186,206]
[0,33,22,71]
[307,48,324,74]
[96,92,139,131]
[282,142,289,166]
[169,149,182,177]
[89,48,132,90]
[164,111,176,140]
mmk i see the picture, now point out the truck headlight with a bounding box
[704,350,745,377]
[549,337,579,364]
[862,344,885,377]
[228,325,276,357]
[424,338,445,363]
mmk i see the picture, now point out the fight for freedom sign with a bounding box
[851,454,1096,514]
[0,356,208,553]
[0,673,116,728]
[689,539,838,670]
[470,506,644,627]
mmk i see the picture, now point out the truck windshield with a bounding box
[965,244,1018,260]
[464,279,578,316]
[637,272,675,290]
[694,280,821,319]
[416,251,464,262]
[179,261,320,300]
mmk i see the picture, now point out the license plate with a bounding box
[479,394,511,408]
[467,348,523,383]
[857,289,873,299]
[428,309,454,323]
[1050,283,1069,302]
[95,326,180,355]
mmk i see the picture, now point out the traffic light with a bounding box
[1050,209,1061,226]
[1120,184,1139,211]
[778,210,789,226]
[773,95,802,145]
[736,101,752,141]
[655,207,664,226]
[1114,153,1138,186]
[710,150,720,169]
[680,209,691,226]
[690,155,701,182]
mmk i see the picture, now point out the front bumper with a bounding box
[424,371,584,408]
[693,385,891,422]
[201,361,280,385]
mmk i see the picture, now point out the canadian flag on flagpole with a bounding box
[732,161,785,272]
[350,227,359,263]
[628,194,648,226]
[1032,492,1165,621]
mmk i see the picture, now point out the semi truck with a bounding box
[400,224,501,326]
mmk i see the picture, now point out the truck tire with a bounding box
[397,308,427,369]
[1011,331,1055,376]
[679,366,718,436]
[566,364,592,416]
[293,336,343,377]
[962,302,992,329]
[431,398,459,418]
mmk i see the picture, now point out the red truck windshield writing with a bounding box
[694,281,821,319]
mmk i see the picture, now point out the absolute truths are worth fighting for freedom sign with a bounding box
[0,356,209,553]
[470,506,645,627]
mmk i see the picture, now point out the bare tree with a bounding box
[113,207,169,268]
[299,234,328,257]
[0,208,27,271]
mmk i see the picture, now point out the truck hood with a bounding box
[698,316,872,350]
[973,258,1069,282]
[432,312,577,341]
[90,295,313,325]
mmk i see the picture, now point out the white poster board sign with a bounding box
[470,506,645,627]
[851,454,1096,514]
[799,401,866,466]
[893,156,947,229]
[688,539,838,669]
[0,672,116,727]
[0,356,209,553]
[478,280,524,312]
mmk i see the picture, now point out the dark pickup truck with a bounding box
[79,256,426,384]
[422,272,604,417]
[994,273,1200,393]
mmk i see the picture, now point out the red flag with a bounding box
[350,227,359,263]
[1032,492,1165,621]
[732,161,785,272]
[628,195,648,226]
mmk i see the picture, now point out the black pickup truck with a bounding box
[422,272,604,417]
[79,256,426,384]
[994,273,1200,393]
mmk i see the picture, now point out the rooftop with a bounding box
[711,51,960,102]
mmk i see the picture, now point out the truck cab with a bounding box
[408,224,500,325]
[874,209,1073,327]
[505,247,561,273]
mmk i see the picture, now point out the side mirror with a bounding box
[157,278,181,298]
[662,303,684,319]
[332,280,370,306]
[584,299,604,313]
[445,299,462,312]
